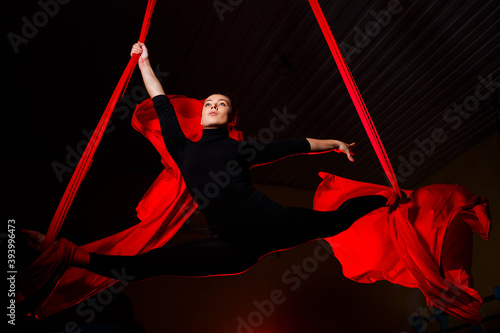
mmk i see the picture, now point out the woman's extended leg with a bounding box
[86,237,260,281]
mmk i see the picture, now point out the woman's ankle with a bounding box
[71,246,90,268]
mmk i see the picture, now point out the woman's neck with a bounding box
[200,127,229,141]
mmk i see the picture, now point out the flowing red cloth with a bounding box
[313,172,490,324]
[30,96,243,318]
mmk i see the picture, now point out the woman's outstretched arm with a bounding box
[131,43,187,162]
[131,42,165,98]
[306,138,356,162]
[248,138,355,168]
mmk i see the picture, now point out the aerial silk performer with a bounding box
[18,0,490,325]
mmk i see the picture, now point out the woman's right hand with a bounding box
[131,42,165,98]
[131,42,149,67]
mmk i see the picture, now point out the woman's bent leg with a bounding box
[260,195,387,252]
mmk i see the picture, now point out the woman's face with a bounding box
[201,94,233,129]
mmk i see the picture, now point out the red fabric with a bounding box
[40,0,157,252]
[19,239,80,311]
[308,0,400,196]
[313,172,490,324]
[307,1,491,323]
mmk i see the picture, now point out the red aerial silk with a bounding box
[307,0,490,324]
[40,0,157,252]
[307,0,400,196]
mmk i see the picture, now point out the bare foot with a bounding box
[21,230,46,252]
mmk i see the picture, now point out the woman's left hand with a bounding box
[334,141,355,162]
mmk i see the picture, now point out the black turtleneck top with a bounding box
[153,94,311,233]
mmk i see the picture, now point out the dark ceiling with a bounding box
[5,0,499,196]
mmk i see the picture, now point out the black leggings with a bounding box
[86,195,386,281]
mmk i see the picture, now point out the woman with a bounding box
[21,43,390,289]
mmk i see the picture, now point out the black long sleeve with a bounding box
[152,94,190,165]
[243,138,311,167]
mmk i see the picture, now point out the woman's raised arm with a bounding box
[131,42,165,98]
[131,43,188,162]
